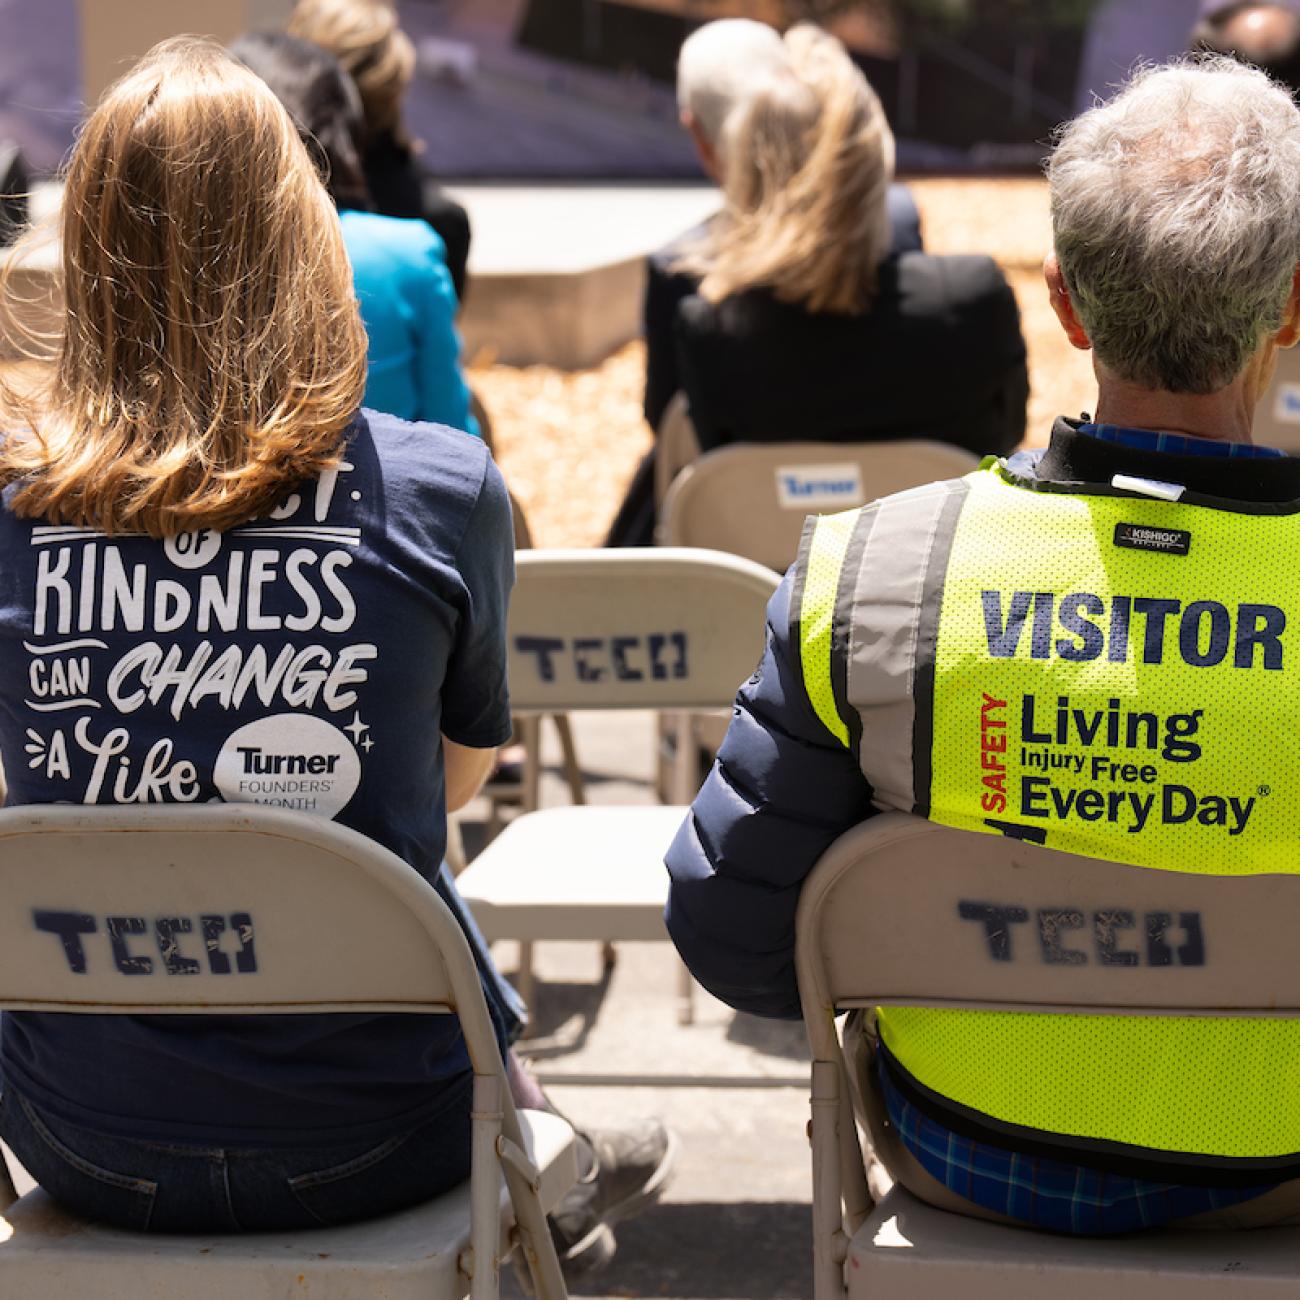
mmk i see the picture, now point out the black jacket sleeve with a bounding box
[665,571,876,1018]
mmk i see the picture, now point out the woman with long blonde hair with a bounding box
[0,37,520,1232]
[671,24,1028,457]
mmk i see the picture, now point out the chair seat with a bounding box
[456,805,686,943]
[850,1186,1300,1298]
[0,1110,576,1300]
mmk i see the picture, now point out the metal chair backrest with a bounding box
[661,440,981,572]
[653,392,701,510]
[795,812,1300,1298]
[506,548,778,714]
[510,490,533,550]
[795,812,1300,1028]
[469,386,496,456]
[0,802,564,1299]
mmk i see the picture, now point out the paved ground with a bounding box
[460,711,817,1299]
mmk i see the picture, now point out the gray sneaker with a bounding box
[547,1119,677,1272]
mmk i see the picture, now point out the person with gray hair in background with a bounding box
[666,56,1300,1233]
[607,17,926,547]
[1193,1,1300,98]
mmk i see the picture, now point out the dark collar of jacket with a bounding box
[1013,417,1300,507]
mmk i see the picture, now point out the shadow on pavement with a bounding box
[724,1014,811,1063]
[506,1200,814,1300]
[512,966,616,1056]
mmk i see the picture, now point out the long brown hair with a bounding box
[686,24,896,315]
[0,37,367,538]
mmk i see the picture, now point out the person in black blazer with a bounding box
[608,22,1024,545]
[645,16,926,434]
[676,249,1026,456]
[643,188,924,437]
[288,0,471,303]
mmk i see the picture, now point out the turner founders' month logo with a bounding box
[19,463,377,819]
[215,714,361,817]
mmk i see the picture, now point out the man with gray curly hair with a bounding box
[1048,56,1300,412]
[666,56,1300,1234]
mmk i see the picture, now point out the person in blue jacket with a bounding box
[231,32,478,437]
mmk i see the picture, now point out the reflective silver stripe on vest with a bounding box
[842,479,970,811]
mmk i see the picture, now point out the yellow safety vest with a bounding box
[795,458,1300,1165]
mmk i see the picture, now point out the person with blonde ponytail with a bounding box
[673,25,1027,458]
[0,37,521,1232]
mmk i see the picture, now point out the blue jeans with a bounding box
[0,865,527,1232]
[0,1072,475,1232]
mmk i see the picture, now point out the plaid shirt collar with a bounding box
[1077,421,1287,461]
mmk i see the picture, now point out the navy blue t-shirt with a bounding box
[0,411,514,1144]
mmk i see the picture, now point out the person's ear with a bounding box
[1274,264,1300,349]
[1045,253,1092,352]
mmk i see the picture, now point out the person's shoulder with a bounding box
[889,252,1022,356]
[677,286,803,348]
[649,216,715,278]
[339,208,447,262]
[894,249,1012,305]
[358,408,491,503]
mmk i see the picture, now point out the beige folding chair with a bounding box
[656,439,980,800]
[660,439,981,572]
[796,812,1300,1300]
[477,493,585,848]
[0,804,577,1300]
[455,548,779,1027]
[469,385,496,456]
[653,392,702,514]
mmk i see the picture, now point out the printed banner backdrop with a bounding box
[0,0,1208,179]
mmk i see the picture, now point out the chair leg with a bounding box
[0,1147,19,1212]
[499,1093,569,1300]
[517,940,537,1035]
[520,716,542,813]
[468,1074,504,1300]
[552,714,586,805]
[677,958,695,1025]
[811,1059,848,1300]
[446,813,468,876]
[669,711,701,806]
[838,1059,873,1235]
[485,798,505,845]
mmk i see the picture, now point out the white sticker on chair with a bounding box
[774,464,865,510]
[1275,382,1300,424]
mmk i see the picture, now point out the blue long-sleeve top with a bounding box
[339,209,479,437]
[664,570,875,1019]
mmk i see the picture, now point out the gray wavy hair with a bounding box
[1049,57,1300,394]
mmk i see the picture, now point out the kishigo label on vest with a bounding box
[928,466,1298,875]
[1114,522,1191,556]
[775,464,864,511]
